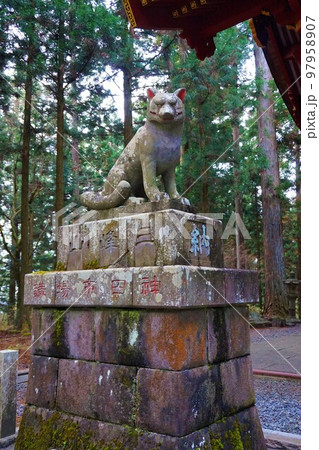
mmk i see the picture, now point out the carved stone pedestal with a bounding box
[16,207,266,449]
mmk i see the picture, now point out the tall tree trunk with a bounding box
[71,84,80,201]
[17,25,34,329]
[253,181,263,309]
[202,172,209,212]
[29,208,34,272]
[232,122,247,269]
[198,105,208,211]
[122,27,135,147]
[8,257,17,326]
[254,45,288,321]
[11,160,22,329]
[55,14,65,220]
[123,66,133,147]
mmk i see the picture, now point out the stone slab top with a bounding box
[86,198,197,221]
[24,265,258,309]
[0,350,19,356]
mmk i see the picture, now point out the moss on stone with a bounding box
[16,408,135,449]
[209,418,252,450]
[83,258,99,270]
[210,437,224,449]
[130,377,137,425]
[52,309,64,347]
[121,310,140,328]
[56,261,67,271]
[33,270,54,275]
[224,421,245,450]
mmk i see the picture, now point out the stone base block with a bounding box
[20,268,264,449]
[24,266,259,308]
[25,354,255,432]
[30,306,251,370]
[16,405,266,449]
[57,208,224,271]
[0,350,18,439]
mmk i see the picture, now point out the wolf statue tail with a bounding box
[81,180,131,210]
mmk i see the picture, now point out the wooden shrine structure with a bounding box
[122,0,301,128]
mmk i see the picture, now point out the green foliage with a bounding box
[0,5,300,319]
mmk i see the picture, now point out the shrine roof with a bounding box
[122,0,300,128]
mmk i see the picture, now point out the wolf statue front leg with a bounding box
[141,158,169,203]
[162,166,190,206]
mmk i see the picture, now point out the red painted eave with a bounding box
[122,0,301,128]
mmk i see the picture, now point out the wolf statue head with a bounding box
[146,88,186,126]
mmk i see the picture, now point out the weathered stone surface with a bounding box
[16,405,134,450]
[56,359,136,425]
[139,309,207,370]
[95,309,142,366]
[224,269,259,305]
[0,350,18,439]
[83,218,128,269]
[55,269,102,306]
[196,267,226,306]
[26,355,58,409]
[31,309,58,356]
[95,309,206,370]
[209,406,266,450]
[133,266,228,308]
[137,426,212,449]
[133,265,184,308]
[16,405,214,449]
[31,309,95,360]
[62,309,95,360]
[16,405,267,450]
[208,305,250,362]
[24,272,56,306]
[55,268,133,307]
[220,356,255,415]
[25,266,258,308]
[225,305,250,359]
[136,366,220,436]
[57,209,224,270]
[98,197,197,219]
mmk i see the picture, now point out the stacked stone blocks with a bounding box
[17,204,266,449]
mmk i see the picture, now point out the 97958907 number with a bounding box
[306,16,316,79]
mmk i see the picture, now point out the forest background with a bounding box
[0,0,301,329]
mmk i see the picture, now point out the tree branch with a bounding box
[0,225,16,261]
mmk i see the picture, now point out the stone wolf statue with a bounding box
[81,88,190,210]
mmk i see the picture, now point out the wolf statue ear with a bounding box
[174,88,186,102]
[146,88,157,99]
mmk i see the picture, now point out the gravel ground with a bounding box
[251,324,301,435]
[254,376,301,435]
[16,382,27,424]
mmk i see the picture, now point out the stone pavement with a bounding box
[250,324,301,375]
